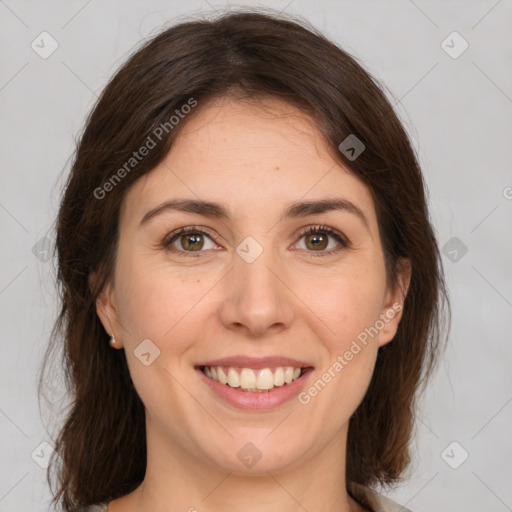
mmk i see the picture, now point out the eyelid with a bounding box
[162,225,222,248]
[292,224,349,256]
[162,224,350,256]
[294,224,348,244]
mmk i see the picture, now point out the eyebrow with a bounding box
[139,197,370,233]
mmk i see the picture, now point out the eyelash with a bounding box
[162,224,349,258]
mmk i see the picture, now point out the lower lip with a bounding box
[196,367,313,410]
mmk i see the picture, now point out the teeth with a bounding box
[274,367,284,387]
[240,368,256,389]
[218,367,227,385]
[201,365,305,391]
[227,368,240,388]
[256,368,274,390]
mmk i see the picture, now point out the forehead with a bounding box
[164,96,336,176]
[121,96,377,230]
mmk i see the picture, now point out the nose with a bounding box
[218,244,295,338]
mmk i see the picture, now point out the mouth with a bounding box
[197,364,309,392]
[194,356,314,410]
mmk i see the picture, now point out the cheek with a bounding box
[114,251,217,344]
[308,266,386,349]
[112,254,210,414]
[298,273,384,423]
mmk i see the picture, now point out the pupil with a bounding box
[179,232,328,252]
[307,233,327,250]
[182,233,203,251]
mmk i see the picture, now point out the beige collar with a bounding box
[348,482,414,512]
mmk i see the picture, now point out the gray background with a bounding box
[1,0,511,511]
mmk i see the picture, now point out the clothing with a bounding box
[74,504,108,512]
[348,482,413,512]
[76,485,412,512]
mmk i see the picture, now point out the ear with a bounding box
[89,271,123,349]
[378,258,411,347]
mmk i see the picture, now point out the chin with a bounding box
[202,435,308,475]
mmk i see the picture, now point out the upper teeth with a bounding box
[202,366,303,391]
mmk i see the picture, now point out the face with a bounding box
[95,96,409,476]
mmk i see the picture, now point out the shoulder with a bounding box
[348,482,414,512]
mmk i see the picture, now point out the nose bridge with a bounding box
[219,236,294,336]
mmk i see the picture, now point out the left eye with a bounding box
[293,226,348,255]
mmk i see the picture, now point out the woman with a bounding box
[40,9,449,512]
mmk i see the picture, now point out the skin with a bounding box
[95,96,410,512]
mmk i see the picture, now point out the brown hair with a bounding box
[39,9,449,510]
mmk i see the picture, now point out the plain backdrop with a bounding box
[1,1,511,511]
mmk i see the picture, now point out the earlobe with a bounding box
[378,258,411,347]
[394,258,412,306]
[93,279,123,348]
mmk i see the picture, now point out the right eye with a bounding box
[162,226,222,256]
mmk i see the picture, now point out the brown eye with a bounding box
[304,232,328,251]
[163,226,220,256]
[179,233,204,251]
[294,225,349,257]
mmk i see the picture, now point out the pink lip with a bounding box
[195,355,313,370]
[196,366,314,411]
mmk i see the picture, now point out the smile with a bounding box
[200,365,306,392]
[195,357,314,410]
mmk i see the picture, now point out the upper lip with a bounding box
[196,356,313,370]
